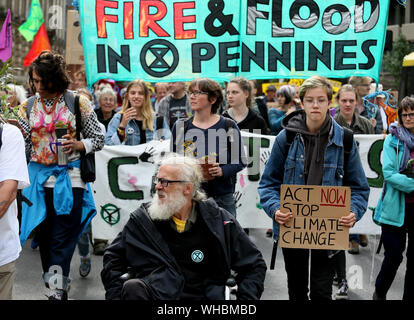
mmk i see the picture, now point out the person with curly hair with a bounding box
[17,51,105,300]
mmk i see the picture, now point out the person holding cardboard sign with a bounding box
[258,76,369,301]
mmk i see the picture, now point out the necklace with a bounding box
[40,94,61,124]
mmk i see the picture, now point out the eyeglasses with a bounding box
[401,113,414,119]
[152,176,190,187]
[303,98,329,107]
[189,91,208,97]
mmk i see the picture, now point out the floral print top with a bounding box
[18,92,105,166]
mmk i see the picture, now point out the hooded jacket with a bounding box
[101,199,266,300]
[222,108,269,135]
[258,110,370,240]
[374,133,414,227]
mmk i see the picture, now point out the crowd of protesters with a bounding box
[0,50,413,301]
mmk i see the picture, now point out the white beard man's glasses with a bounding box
[152,176,190,188]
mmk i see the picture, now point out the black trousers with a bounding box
[333,250,347,281]
[121,279,152,300]
[375,202,414,300]
[282,247,335,301]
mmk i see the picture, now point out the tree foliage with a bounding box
[382,33,412,89]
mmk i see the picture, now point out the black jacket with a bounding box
[101,199,266,300]
[94,108,116,131]
[223,108,269,135]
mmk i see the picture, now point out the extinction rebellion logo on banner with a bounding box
[78,0,390,85]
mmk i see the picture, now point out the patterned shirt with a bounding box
[18,92,105,187]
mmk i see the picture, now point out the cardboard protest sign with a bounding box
[79,0,390,86]
[279,185,350,250]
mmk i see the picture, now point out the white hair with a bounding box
[6,84,27,104]
[95,86,117,105]
[159,154,207,202]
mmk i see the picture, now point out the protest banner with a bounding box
[91,132,384,242]
[279,185,350,250]
[78,0,390,86]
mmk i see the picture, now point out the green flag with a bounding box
[18,0,44,42]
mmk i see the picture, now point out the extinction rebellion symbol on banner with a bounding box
[100,203,121,226]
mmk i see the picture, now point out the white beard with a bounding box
[148,190,187,221]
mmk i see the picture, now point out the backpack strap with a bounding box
[156,115,164,131]
[63,90,76,114]
[25,96,37,120]
[284,129,297,156]
[343,127,353,170]
[0,122,3,150]
[74,95,81,141]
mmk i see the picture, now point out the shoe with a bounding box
[348,240,360,254]
[47,289,68,300]
[93,242,107,256]
[359,234,369,247]
[333,277,340,286]
[373,290,386,300]
[79,256,91,278]
[335,280,349,300]
[266,229,273,237]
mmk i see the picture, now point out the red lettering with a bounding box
[321,188,329,204]
[320,188,347,207]
[124,2,133,39]
[337,189,346,206]
[96,0,119,38]
[139,0,169,37]
[174,2,196,40]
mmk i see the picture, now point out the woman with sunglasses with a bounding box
[373,96,414,300]
[171,78,246,217]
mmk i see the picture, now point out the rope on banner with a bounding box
[362,90,398,119]
[72,0,79,11]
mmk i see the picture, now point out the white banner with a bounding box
[91,133,385,241]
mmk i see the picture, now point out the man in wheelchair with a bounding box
[101,154,266,300]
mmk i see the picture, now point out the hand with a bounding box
[339,211,356,228]
[274,209,293,225]
[120,108,137,128]
[370,118,377,128]
[208,163,223,177]
[61,134,85,154]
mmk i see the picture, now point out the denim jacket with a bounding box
[105,112,170,146]
[258,120,370,240]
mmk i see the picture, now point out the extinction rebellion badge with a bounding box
[191,250,204,263]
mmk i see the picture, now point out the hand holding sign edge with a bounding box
[274,209,293,225]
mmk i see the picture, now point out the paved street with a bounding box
[14,230,406,300]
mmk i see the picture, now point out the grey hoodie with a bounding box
[281,109,333,185]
